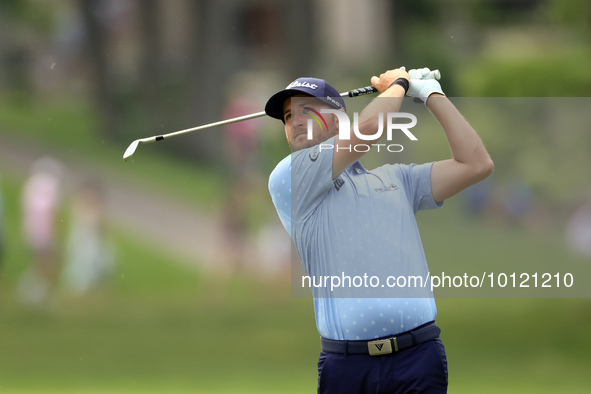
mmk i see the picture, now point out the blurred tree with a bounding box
[183,0,230,161]
[0,43,30,101]
[78,0,122,141]
[454,0,591,97]
[545,0,591,37]
[0,0,53,28]
[137,0,164,135]
[389,0,459,96]
[463,0,543,25]
[178,0,318,163]
[0,0,52,101]
[283,0,317,77]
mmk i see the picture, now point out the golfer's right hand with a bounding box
[371,68,410,93]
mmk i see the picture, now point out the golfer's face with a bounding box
[283,95,336,152]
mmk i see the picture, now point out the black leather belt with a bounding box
[321,321,440,356]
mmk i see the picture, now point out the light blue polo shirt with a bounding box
[269,137,443,340]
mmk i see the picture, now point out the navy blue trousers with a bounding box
[317,338,448,393]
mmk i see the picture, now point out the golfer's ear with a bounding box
[328,113,340,131]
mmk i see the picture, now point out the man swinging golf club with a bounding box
[266,67,493,393]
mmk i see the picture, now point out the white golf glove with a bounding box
[407,67,445,105]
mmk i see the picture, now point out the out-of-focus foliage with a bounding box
[545,0,591,34]
[460,53,591,96]
[463,0,541,25]
[0,0,53,30]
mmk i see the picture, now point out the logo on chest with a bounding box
[374,183,399,193]
[309,145,320,162]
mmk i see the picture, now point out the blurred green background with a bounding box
[0,0,590,393]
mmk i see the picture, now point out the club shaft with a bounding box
[156,111,267,141]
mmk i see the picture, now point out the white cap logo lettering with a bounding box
[286,81,318,90]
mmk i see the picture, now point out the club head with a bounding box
[123,139,140,161]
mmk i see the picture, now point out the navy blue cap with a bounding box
[265,77,346,121]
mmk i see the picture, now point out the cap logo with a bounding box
[286,80,318,90]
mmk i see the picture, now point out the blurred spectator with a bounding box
[220,93,261,273]
[222,94,261,177]
[501,178,534,224]
[17,157,64,306]
[220,177,251,273]
[463,177,493,218]
[565,199,591,258]
[61,180,114,296]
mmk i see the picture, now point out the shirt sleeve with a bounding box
[268,155,293,236]
[268,138,335,233]
[392,162,443,214]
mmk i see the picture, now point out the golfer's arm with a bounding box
[332,85,405,179]
[428,95,494,203]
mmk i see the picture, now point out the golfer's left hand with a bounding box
[407,67,445,104]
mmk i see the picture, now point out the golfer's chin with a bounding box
[291,134,318,152]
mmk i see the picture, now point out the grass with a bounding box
[0,286,318,394]
[1,286,590,393]
[417,197,591,298]
[1,244,317,394]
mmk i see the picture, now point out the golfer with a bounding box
[266,68,493,393]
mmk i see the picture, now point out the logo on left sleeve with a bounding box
[333,177,345,191]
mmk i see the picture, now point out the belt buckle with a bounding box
[368,338,394,356]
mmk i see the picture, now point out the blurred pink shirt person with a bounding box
[18,157,63,306]
[22,168,61,254]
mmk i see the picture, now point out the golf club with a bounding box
[123,70,441,161]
